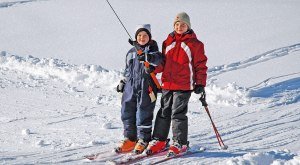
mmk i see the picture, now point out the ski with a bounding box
[106,148,169,165]
[151,147,206,165]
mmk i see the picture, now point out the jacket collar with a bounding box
[168,29,197,42]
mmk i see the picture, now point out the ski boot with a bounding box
[144,139,169,155]
[132,139,148,154]
[114,138,136,153]
[167,141,189,157]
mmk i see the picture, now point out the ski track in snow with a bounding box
[1,45,300,164]
[0,0,43,8]
[208,43,300,78]
[249,77,300,108]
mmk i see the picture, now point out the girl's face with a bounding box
[137,31,150,46]
[174,21,189,34]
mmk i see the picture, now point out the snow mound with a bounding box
[224,150,299,165]
[0,51,122,87]
[1,52,251,107]
[4,50,297,109]
[190,82,249,107]
[207,82,249,107]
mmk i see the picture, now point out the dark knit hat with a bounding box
[174,12,191,29]
[135,24,152,40]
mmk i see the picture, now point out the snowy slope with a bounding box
[1,0,300,164]
[1,48,299,165]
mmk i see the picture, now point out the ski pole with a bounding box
[199,93,228,150]
[105,0,161,89]
[106,0,133,41]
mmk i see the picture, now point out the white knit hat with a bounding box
[135,24,152,40]
[174,12,191,29]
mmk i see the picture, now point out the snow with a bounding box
[0,0,300,164]
[224,150,297,165]
[21,128,31,135]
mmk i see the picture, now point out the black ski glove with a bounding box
[137,53,151,62]
[194,85,205,94]
[116,80,126,93]
[145,65,155,74]
[128,39,136,46]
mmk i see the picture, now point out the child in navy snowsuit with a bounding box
[115,24,163,154]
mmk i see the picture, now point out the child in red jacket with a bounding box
[145,12,208,156]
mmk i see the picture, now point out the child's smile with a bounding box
[137,31,150,45]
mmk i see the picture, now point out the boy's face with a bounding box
[174,21,189,34]
[136,31,150,46]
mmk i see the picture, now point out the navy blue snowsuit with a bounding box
[121,40,163,142]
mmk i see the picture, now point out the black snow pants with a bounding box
[152,89,192,145]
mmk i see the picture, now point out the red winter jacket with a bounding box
[155,30,207,90]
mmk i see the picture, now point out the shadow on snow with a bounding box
[248,77,300,106]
